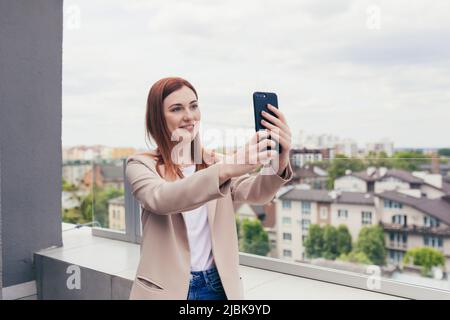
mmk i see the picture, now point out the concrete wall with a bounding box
[0,0,63,287]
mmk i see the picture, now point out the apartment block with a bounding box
[275,190,376,262]
[275,187,450,273]
[377,191,450,270]
[108,196,125,231]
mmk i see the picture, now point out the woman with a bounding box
[125,77,293,300]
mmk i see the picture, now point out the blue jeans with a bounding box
[187,266,228,300]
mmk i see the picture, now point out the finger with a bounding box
[257,138,276,152]
[267,104,287,123]
[261,119,290,137]
[267,131,291,151]
[261,111,289,133]
[268,129,291,144]
[267,105,292,135]
[250,129,270,145]
[257,149,279,163]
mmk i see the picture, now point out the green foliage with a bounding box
[364,151,393,168]
[356,225,386,265]
[326,154,365,189]
[322,225,339,260]
[336,225,352,255]
[90,186,124,227]
[438,148,450,157]
[62,186,124,227]
[239,218,270,256]
[62,206,90,225]
[305,224,386,266]
[390,151,428,171]
[62,178,77,192]
[305,224,353,260]
[403,247,445,277]
[338,251,372,265]
[304,224,324,259]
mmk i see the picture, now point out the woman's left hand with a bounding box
[260,104,292,176]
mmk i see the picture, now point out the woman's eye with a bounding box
[172,107,181,112]
[191,104,198,109]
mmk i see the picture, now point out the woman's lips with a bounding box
[179,124,194,132]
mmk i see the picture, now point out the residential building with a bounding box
[334,139,358,158]
[108,196,125,231]
[62,160,92,186]
[288,164,328,189]
[365,139,394,157]
[276,187,450,273]
[335,167,450,198]
[289,148,331,169]
[276,189,376,262]
[82,163,124,191]
[376,191,450,270]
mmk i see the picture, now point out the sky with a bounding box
[62,0,450,150]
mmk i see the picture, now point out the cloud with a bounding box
[62,0,450,149]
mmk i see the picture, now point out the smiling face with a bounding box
[163,85,201,143]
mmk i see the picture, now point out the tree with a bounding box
[304,224,324,259]
[403,247,445,277]
[326,154,366,189]
[438,148,450,157]
[75,186,124,227]
[337,225,352,255]
[391,151,428,171]
[338,251,372,265]
[93,186,124,227]
[364,151,393,169]
[62,177,77,192]
[356,225,386,265]
[239,218,270,256]
[322,225,339,260]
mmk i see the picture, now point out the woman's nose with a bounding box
[184,109,196,120]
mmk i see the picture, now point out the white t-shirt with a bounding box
[181,165,215,272]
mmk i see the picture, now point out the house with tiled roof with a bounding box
[335,167,450,198]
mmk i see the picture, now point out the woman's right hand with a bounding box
[217,130,278,183]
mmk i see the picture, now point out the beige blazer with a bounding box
[125,150,293,300]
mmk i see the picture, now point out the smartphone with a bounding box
[253,91,282,153]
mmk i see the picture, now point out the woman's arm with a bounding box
[126,156,232,215]
[230,161,293,204]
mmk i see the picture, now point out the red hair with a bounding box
[145,77,210,180]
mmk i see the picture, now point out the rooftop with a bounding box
[351,168,424,184]
[378,191,450,225]
[280,189,374,206]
